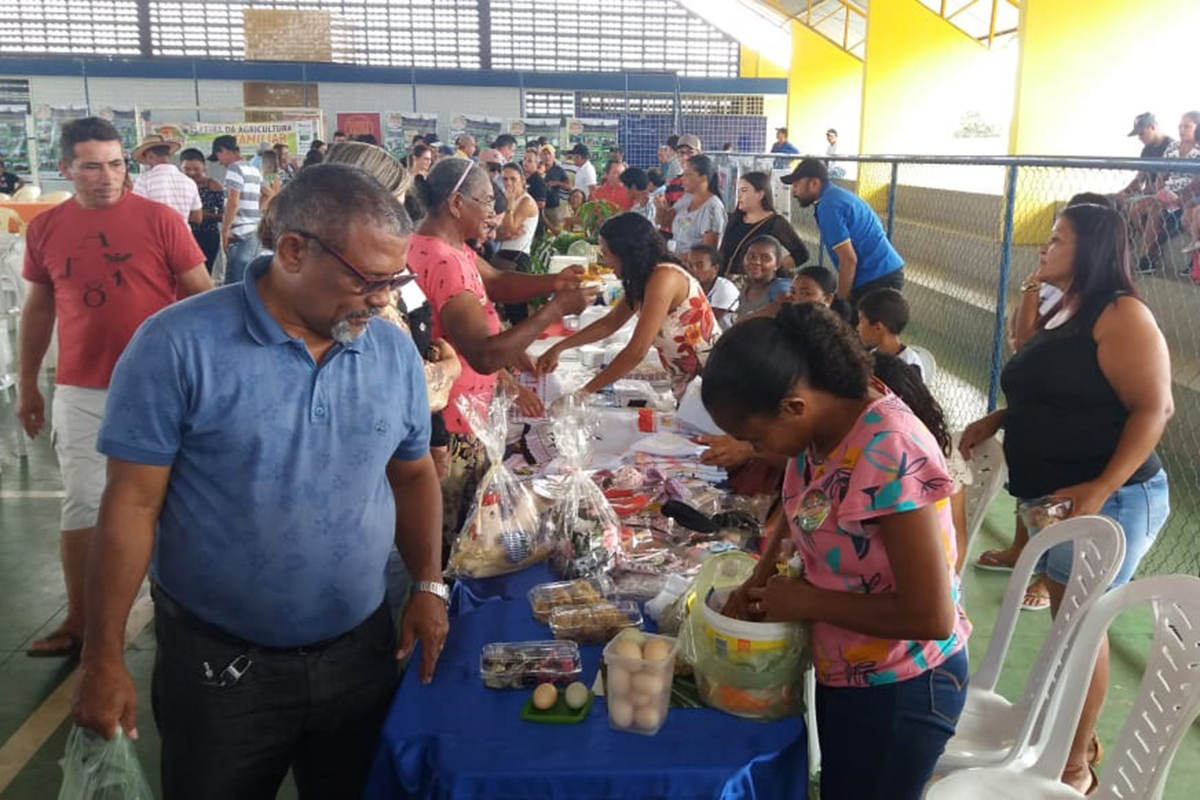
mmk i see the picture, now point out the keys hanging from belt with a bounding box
[202,655,252,687]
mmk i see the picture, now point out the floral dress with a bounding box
[650,263,720,398]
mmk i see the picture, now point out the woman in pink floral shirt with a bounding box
[702,303,971,800]
[537,212,718,399]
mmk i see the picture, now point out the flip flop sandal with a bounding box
[1020,588,1051,612]
[974,549,1016,572]
[26,630,82,659]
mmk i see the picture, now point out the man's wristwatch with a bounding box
[413,580,450,605]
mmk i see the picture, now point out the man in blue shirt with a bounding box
[71,164,449,799]
[783,158,905,303]
[770,127,800,170]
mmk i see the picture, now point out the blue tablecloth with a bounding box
[364,586,806,800]
[448,563,555,617]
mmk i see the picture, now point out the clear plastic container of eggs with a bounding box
[602,630,679,736]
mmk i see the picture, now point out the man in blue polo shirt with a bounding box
[783,158,905,304]
[71,164,448,799]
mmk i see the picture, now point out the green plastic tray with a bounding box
[519,690,596,724]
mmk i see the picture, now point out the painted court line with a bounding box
[0,490,67,499]
[0,593,155,794]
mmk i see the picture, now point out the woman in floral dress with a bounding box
[537,212,718,400]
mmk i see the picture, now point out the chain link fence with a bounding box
[715,152,1200,579]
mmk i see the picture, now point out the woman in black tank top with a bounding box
[959,202,1173,794]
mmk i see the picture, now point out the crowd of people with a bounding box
[4,112,1180,800]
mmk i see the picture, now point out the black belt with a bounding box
[151,584,363,655]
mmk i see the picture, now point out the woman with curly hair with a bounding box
[704,303,971,800]
[536,212,718,399]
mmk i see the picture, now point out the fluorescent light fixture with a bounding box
[676,0,792,70]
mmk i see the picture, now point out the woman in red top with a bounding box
[592,160,634,211]
[408,159,595,542]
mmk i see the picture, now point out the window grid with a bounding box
[523,91,575,118]
[0,1,142,56]
[1,0,738,76]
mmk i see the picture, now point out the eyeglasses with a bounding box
[290,230,415,295]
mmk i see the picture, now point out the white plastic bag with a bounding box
[58,726,153,800]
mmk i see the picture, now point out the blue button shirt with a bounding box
[98,256,431,647]
[814,182,904,289]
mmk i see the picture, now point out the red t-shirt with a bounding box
[408,233,502,436]
[592,184,634,211]
[23,192,205,388]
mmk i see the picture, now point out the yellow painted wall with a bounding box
[785,22,864,157]
[1011,0,1199,157]
[739,45,788,80]
[1008,0,1200,241]
[859,0,989,156]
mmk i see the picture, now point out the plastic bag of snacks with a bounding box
[543,395,622,578]
[58,726,153,800]
[678,552,808,720]
[447,391,548,578]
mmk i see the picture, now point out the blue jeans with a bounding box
[816,648,969,800]
[1032,469,1170,587]
[224,235,261,286]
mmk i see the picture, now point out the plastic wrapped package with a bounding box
[603,631,679,736]
[678,552,808,720]
[549,599,644,644]
[447,392,548,578]
[528,575,615,623]
[58,726,153,800]
[542,396,622,578]
[479,641,582,689]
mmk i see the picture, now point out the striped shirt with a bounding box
[223,160,263,241]
[132,164,201,223]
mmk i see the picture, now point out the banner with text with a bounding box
[384,112,439,159]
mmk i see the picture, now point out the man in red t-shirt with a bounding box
[16,117,211,658]
[592,160,634,211]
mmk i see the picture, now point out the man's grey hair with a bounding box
[266,163,412,249]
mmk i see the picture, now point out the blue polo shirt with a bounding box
[814,182,904,288]
[97,256,431,647]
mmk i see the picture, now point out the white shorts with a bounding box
[51,385,109,531]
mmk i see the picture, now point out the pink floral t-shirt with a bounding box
[409,234,501,435]
[783,391,971,688]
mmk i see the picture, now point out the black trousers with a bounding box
[850,267,906,307]
[151,592,399,800]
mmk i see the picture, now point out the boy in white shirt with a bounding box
[687,245,739,330]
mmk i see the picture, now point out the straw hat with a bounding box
[131,134,182,163]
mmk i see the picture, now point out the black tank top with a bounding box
[1000,300,1161,499]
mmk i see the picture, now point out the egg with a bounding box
[609,698,634,728]
[631,671,663,696]
[564,682,590,710]
[612,638,643,660]
[532,683,558,711]
[643,638,672,662]
[606,666,631,695]
[630,691,655,708]
[635,705,663,731]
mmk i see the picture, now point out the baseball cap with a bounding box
[207,134,240,161]
[780,158,829,185]
[1128,112,1156,137]
[676,134,702,152]
[566,143,590,158]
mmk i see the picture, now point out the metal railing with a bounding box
[712,151,1200,579]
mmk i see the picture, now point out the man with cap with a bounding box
[1117,112,1173,204]
[209,134,264,286]
[132,134,202,225]
[566,143,597,201]
[784,158,904,304]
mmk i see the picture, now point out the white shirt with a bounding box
[706,276,740,331]
[132,163,201,223]
[497,193,538,254]
[572,161,597,195]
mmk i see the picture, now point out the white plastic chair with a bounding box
[12,185,41,202]
[935,516,1125,774]
[926,573,1200,799]
[910,344,938,383]
[0,207,26,236]
[961,435,1007,555]
[40,190,73,203]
